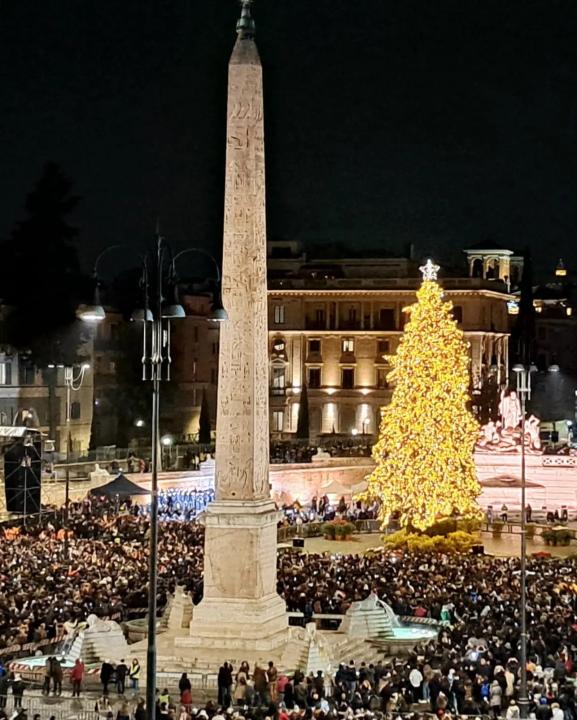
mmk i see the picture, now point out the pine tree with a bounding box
[0,162,86,366]
[198,389,212,445]
[365,260,481,531]
[296,383,310,442]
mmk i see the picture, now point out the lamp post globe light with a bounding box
[512,362,537,720]
[79,233,226,720]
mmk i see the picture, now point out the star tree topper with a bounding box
[420,258,440,281]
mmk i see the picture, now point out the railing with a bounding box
[156,671,218,689]
[277,519,381,544]
[0,692,99,720]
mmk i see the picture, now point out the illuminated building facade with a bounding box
[267,240,512,440]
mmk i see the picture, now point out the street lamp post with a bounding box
[513,363,536,720]
[49,362,90,560]
[138,235,227,720]
[78,235,227,720]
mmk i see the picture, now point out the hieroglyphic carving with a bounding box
[216,34,270,502]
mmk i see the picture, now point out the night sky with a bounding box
[1,0,576,279]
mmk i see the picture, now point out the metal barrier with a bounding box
[277,519,381,544]
[0,693,99,720]
[156,671,218,690]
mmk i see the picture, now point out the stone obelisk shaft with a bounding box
[181,16,287,662]
[216,35,269,503]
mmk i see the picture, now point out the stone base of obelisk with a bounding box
[175,499,288,667]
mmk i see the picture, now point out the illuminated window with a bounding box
[342,338,354,353]
[272,410,284,432]
[274,305,285,324]
[272,366,286,390]
[0,363,11,385]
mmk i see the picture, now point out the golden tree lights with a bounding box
[364,260,481,531]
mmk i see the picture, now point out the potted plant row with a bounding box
[322,519,356,541]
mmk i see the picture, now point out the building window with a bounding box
[271,366,286,393]
[70,401,81,420]
[308,339,321,353]
[348,308,357,322]
[315,308,325,326]
[377,368,389,389]
[377,339,390,355]
[342,338,354,353]
[342,368,355,389]
[452,306,463,324]
[0,363,11,385]
[378,308,396,330]
[274,305,285,324]
[308,367,321,388]
[272,410,284,432]
[19,365,35,385]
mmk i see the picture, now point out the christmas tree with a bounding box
[365,259,481,531]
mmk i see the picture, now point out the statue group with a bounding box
[476,388,542,454]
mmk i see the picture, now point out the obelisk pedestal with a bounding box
[182,501,287,655]
[177,2,288,665]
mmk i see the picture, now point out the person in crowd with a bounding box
[233,662,249,705]
[100,659,115,697]
[134,700,146,720]
[217,663,232,708]
[129,658,141,691]
[70,658,84,697]
[0,671,8,710]
[42,657,52,696]
[11,674,25,709]
[267,660,278,704]
[116,659,128,695]
[51,657,63,696]
[115,700,130,720]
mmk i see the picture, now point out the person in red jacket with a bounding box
[70,659,85,697]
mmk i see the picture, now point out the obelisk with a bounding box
[182,1,288,659]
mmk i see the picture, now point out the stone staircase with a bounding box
[78,615,130,664]
[326,634,387,668]
[339,592,393,639]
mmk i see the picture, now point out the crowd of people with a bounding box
[0,499,205,650]
[156,489,215,521]
[270,445,317,465]
[269,442,372,465]
[3,500,577,720]
[279,496,379,526]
